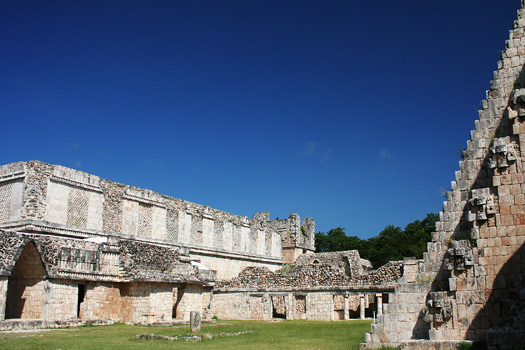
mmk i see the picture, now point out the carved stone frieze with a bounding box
[467,188,496,222]
[423,291,453,325]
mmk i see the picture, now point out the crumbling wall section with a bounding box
[253,212,315,264]
[217,259,402,290]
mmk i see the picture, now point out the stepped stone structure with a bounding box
[0,160,315,323]
[362,2,525,349]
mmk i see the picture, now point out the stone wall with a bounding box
[6,242,47,319]
[44,280,79,320]
[362,2,525,349]
[305,292,334,321]
[189,253,282,281]
[174,284,207,321]
[210,292,268,320]
[0,230,215,323]
[0,161,314,280]
[296,250,374,276]
[216,259,402,289]
[211,289,379,321]
[212,250,401,321]
[261,213,315,263]
[120,282,173,323]
[80,282,123,320]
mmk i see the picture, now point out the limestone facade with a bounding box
[0,229,214,322]
[362,2,525,349]
[0,160,315,280]
[0,160,316,324]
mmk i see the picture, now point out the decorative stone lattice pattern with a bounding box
[165,208,178,242]
[137,203,152,238]
[0,182,13,223]
[66,187,89,228]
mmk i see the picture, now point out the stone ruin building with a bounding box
[5,5,525,347]
[0,160,412,328]
[361,1,525,349]
[0,160,316,325]
[211,250,406,321]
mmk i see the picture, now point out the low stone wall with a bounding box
[211,289,379,321]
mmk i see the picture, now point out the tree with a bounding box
[314,213,439,268]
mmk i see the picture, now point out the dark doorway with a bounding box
[77,284,85,318]
[272,295,286,319]
[173,287,185,319]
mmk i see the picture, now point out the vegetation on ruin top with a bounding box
[0,320,373,350]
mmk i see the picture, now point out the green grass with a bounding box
[0,319,373,350]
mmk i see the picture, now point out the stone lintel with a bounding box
[213,285,395,293]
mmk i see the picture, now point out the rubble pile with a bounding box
[119,240,200,282]
[217,259,403,289]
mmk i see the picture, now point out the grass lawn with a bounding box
[0,319,373,350]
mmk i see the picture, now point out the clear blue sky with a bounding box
[0,1,520,238]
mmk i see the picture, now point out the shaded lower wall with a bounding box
[1,279,211,323]
[173,284,208,321]
[210,290,380,321]
[79,282,210,322]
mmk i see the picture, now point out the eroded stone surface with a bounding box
[362,2,525,349]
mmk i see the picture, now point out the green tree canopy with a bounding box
[315,213,439,268]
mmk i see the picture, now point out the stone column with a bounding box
[344,294,349,320]
[262,293,272,320]
[190,311,201,332]
[376,294,383,316]
[287,293,294,320]
[0,277,7,321]
[403,257,418,283]
[359,295,365,320]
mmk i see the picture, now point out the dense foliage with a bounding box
[315,213,439,268]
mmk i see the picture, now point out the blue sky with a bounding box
[0,1,520,238]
